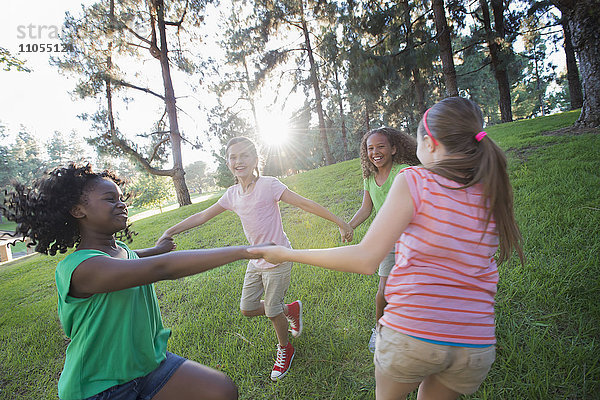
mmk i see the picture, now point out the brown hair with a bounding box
[418,97,523,265]
[359,127,420,179]
[225,137,260,184]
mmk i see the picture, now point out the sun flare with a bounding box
[258,113,290,147]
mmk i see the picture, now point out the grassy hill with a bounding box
[0,110,598,399]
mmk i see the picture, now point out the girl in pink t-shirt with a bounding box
[158,136,353,382]
[251,97,524,399]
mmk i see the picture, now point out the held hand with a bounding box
[155,235,176,254]
[244,243,274,260]
[155,233,169,248]
[247,244,289,264]
[339,222,354,243]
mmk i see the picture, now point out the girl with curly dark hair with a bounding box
[1,163,253,400]
[349,127,419,353]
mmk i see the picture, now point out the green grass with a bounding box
[0,221,27,255]
[1,110,599,399]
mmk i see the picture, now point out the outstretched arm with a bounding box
[280,189,354,242]
[251,175,414,274]
[156,202,226,246]
[136,236,177,258]
[70,245,257,298]
[348,190,374,230]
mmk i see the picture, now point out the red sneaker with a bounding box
[271,342,295,381]
[285,300,303,338]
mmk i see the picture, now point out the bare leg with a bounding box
[376,276,388,322]
[269,313,290,346]
[416,376,460,400]
[375,367,420,400]
[152,360,237,400]
[241,300,290,346]
[240,301,266,317]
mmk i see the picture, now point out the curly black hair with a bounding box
[359,127,420,179]
[1,163,134,256]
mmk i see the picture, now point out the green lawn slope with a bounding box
[0,110,598,399]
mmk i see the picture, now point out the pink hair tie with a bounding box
[475,131,487,142]
[423,108,439,146]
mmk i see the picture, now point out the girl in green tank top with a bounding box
[348,127,419,352]
[2,163,255,400]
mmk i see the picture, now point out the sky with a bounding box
[1,1,567,169]
[0,0,231,168]
[1,1,96,140]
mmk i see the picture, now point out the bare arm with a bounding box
[250,175,414,274]
[156,202,226,246]
[280,189,354,242]
[135,236,176,258]
[70,245,256,298]
[348,190,374,229]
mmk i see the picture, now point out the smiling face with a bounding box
[226,141,259,182]
[366,132,396,171]
[72,178,128,235]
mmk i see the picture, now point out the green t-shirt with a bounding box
[363,163,408,213]
[55,241,171,400]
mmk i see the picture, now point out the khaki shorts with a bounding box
[378,251,396,277]
[374,325,496,395]
[240,261,292,318]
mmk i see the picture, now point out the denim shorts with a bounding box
[85,352,186,400]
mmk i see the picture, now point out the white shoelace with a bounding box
[274,346,287,368]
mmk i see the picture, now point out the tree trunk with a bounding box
[242,55,260,136]
[533,54,545,116]
[561,16,583,110]
[300,3,334,165]
[153,0,191,205]
[432,0,459,97]
[402,1,426,114]
[480,0,513,122]
[553,0,600,127]
[334,68,348,161]
[105,0,168,181]
[365,100,371,133]
[412,68,426,116]
[106,0,116,144]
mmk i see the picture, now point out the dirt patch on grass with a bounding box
[508,144,555,163]
[540,125,600,136]
[509,125,599,163]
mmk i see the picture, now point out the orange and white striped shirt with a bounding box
[380,166,499,345]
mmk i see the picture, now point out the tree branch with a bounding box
[456,60,492,77]
[111,78,165,100]
[165,0,188,27]
[125,42,152,51]
[453,39,486,54]
[105,131,173,176]
[120,23,152,45]
[149,137,171,163]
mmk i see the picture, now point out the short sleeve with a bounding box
[270,177,288,201]
[55,250,107,304]
[363,177,368,192]
[399,166,425,213]
[217,188,233,210]
[55,242,136,304]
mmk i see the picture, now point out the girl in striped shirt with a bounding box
[250,97,524,399]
